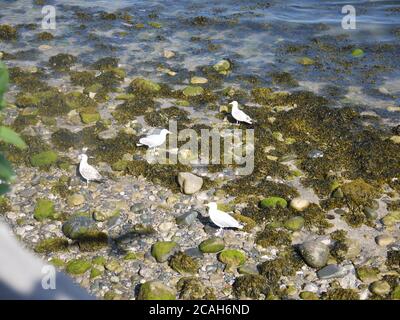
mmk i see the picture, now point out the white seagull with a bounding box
[78,153,104,186]
[136,129,171,149]
[229,101,252,124]
[206,202,243,234]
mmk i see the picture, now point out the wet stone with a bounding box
[317,264,348,279]
[176,210,198,226]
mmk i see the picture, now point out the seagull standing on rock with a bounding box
[206,202,243,235]
[230,101,253,124]
[78,153,104,186]
[136,129,171,149]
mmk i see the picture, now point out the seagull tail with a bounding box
[237,224,244,229]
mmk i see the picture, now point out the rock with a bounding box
[317,264,348,279]
[190,76,208,84]
[299,241,329,268]
[67,194,85,207]
[130,202,145,213]
[98,128,118,140]
[80,111,101,124]
[213,59,231,74]
[34,238,69,253]
[177,172,203,195]
[298,57,315,65]
[352,48,364,57]
[105,260,123,273]
[356,266,379,283]
[176,210,198,226]
[169,252,199,274]
[370,280,391,296]
[299,291,319,300]
[381,211,400,226]
[184,247,204,259]
[375,234,395,246]
[237,264,259,275]
[290,198,310,211]
[163,49,175,59]
[182,85,204,97]
[30,150,58,167]
[62,215,96,240]
[199,237,225,253]
[138,281,176,300]
[363,206,378,220]
[218,249,246,268]
[284,216,305,231]
[392,285,400,300]
[129,78,161,94]
[93,209,119,222]
[259,196,287,209]
[33,199,58,221]
[307,149,324,158]
[151,241,178,263]
[66,259,91,275]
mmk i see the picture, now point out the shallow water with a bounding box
[1,0,399,123]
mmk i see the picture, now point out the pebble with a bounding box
[177,172,203,195]
[299,241,329,268]
[67,194,85,206]
[317,264,348,279]
[308,150,324,159]
[176,210,198,226]
[375,234,395,246]
[190,76,208,84]
[370,280,391,296]
[163,49,175,59]
[290,198,310,212]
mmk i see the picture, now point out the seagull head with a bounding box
[206,202,218,211]
[229,101,239,110]
[78,154,88,162]
[160,129,172,136]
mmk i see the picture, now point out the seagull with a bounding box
[136,129,171,149]
[206,202,243,235]
[78,153,104,186]
[229,101,252,124]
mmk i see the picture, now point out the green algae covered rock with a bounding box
[182,86,204,97]
[199,237,225,253]
[213,59,231,74]
[284,216,305,231]
[30,150,58,167]
[151,241,177,262]
[65,258,91,275]
[218,249,246,268]
[260,196,287,209]
[33,199,58,221]
[138,281,176,300]
[80,111,101,124]
[34,237,69,253]
[129,78,161,94]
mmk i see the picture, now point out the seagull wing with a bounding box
[139,134,165,148]
[80,163,103,181]
[211,210,243,229]
[232,109,252,124]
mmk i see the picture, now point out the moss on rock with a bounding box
[34,237,69,253]
[65,258,91,275]
[169,252,199,274]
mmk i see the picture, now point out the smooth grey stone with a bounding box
[176,210,198,226]
[308,150,324,159]
[317,264,347,279]
[363,207,378,220]
[184,247,204,259]
[299,241,329,268]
